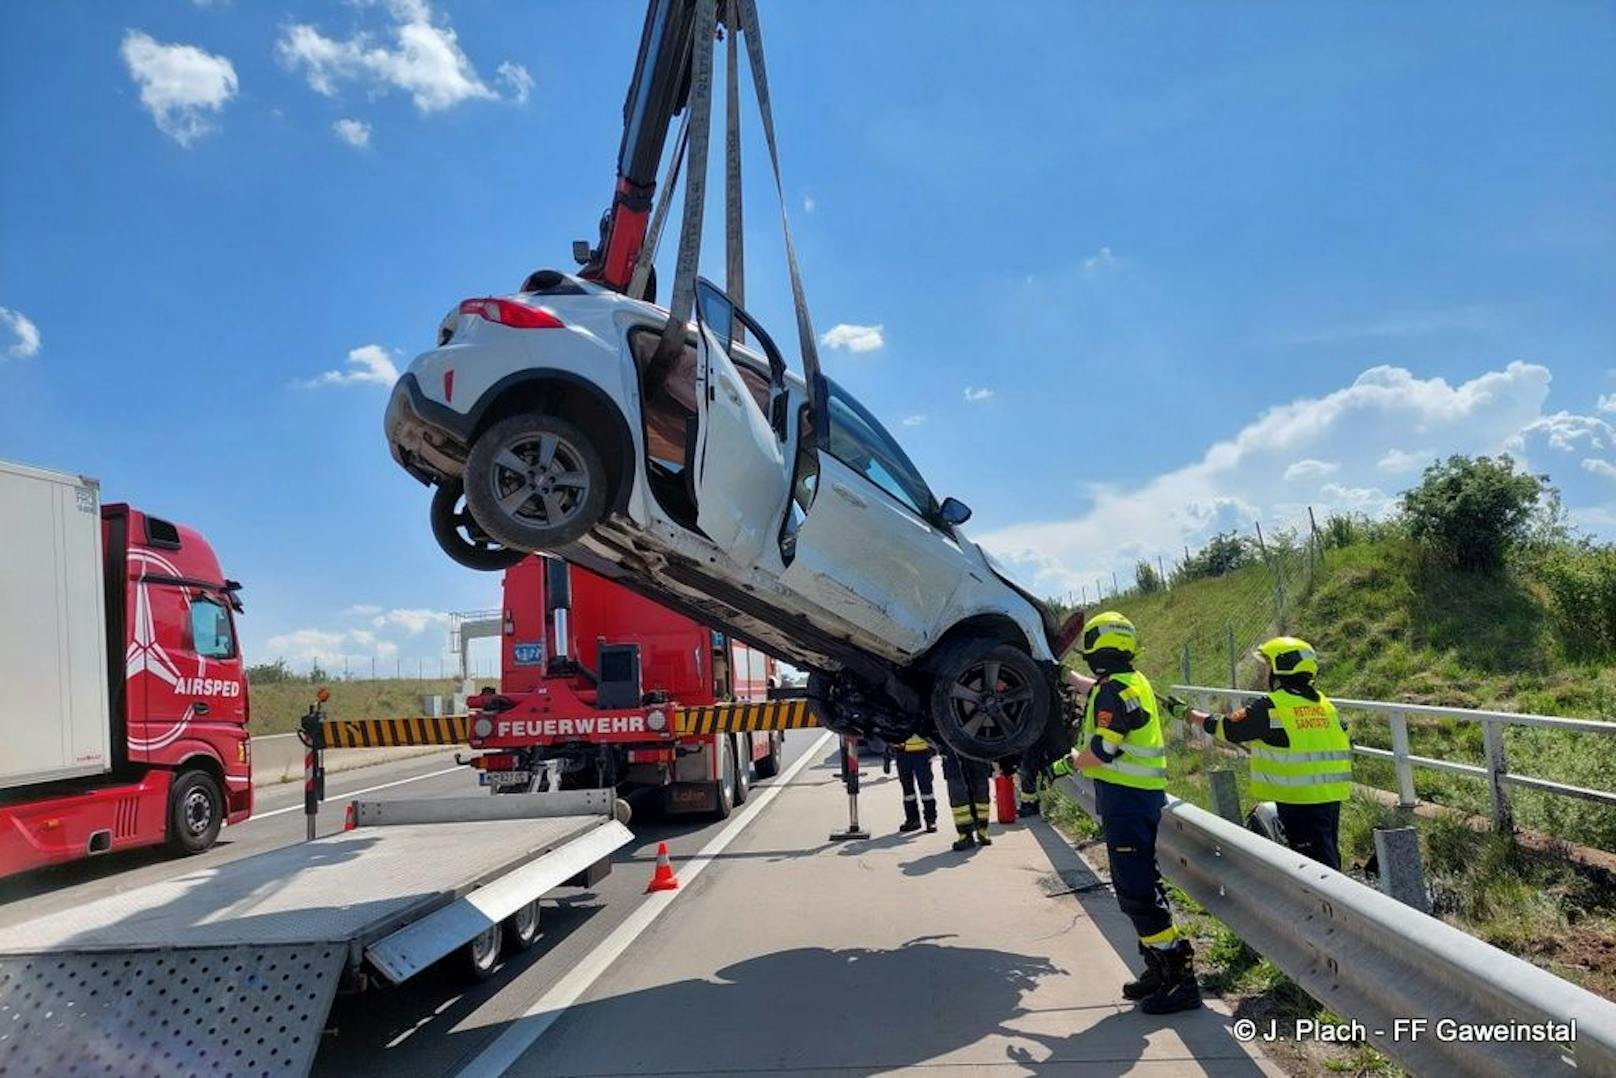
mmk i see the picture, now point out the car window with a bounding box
[189,595,236,659]
[822,379,934,517]
[696,281,735,355]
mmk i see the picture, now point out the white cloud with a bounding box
[1082,246,1115,272]
[333,117,371,148]
[0,307,40,359]
[278,0,528,113]
[1584,459,1616,480]
[901,415,927,427]
[264,627,379,669]
[371,608,449,636]
[1599,394,1616,415]
[343,603,383,616]
[1283,458,1338,482]
[121,30,238,146]
[963,386,995,402]
[802,194,817,214]
[297,344,400,389]
[1376,448,1432,474]
[819,323,884,353]
[978,361,1572,594]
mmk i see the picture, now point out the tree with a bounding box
[1135,560,1164,594]
[1174,531,1256,584]
[1400,455,1550,572]
[245,658,293,685]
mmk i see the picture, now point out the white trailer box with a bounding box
[0,459,111,789]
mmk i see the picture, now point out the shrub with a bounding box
[245,659,293,685]
[1174,531,1256,584]
[1536,542,1616,658]
[1400,455,1550,572]
[1135,560,1164,594]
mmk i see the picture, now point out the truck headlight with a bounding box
[646,710,667,732]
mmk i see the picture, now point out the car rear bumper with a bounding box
[385,372,471,485]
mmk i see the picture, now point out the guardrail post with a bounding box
[1226,623,1238,689]
[1387,710,1417,809]
[1481,719,1514,833]
[1373,826,1431,914]
[1208,768,1242,825]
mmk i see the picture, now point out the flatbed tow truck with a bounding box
[0,786,632,1077]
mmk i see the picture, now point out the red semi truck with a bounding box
[463,556,785,817]
[0,460,252,879]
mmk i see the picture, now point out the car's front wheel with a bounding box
[464,413,609,552]
[430,480,528,571]
[929,641,1049,762]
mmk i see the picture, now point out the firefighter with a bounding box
[1017,758,1041,818]
[1166,636,1351,870]
[1055,611,1201,1014]
[940,750,993,851]
[892,734,938,834]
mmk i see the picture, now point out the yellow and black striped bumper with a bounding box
[674,698,821,735]
[316,715,471,749]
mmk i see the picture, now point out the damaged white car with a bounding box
[385,270,1078,759]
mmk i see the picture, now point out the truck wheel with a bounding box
[732,736,750,806]
[464,413,609,552]
[755,734,781,779]
[166,770,224,855]
[929,641,1049,762]
[430,480,527,571]
[712,737,735,820]
[460,923,504,982]
[502,901,541,954]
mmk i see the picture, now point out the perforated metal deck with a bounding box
[0,812,628,1076]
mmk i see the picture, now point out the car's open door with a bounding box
[691,280,789,568]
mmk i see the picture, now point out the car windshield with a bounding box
[822,378,934,517]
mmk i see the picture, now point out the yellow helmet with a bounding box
[1079,611,1138,660]
[1257,636,1318,679]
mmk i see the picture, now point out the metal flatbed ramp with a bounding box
[0,808,631,1077]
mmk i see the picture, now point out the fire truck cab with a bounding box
[465,556,783,818]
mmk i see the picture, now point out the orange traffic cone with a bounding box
[645,841,679,893]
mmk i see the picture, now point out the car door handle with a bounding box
[832,483,867,509]
[193,701,210,716]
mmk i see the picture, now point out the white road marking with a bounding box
[457,729,836,1078]
[250,767,463,819]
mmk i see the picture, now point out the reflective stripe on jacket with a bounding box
[1247,689,1351,804]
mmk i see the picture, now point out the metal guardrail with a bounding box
[1174,685,1616,830]
[1053,773,1616,1075]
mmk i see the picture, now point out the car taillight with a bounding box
[459,298,564,330]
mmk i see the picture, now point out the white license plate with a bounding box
[483,770,531,786]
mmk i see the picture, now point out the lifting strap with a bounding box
[649,0,822,388]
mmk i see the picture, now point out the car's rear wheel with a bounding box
[464,413,608,552]
[430,480,528,571]
[929,642,1049,762]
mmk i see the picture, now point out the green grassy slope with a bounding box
[246,678,472,736]
[1115,538,1616,850]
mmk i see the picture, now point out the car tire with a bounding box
[807,673,860,736]
[502,901,541,954]
[755,734,781,779]
[430,480,528,571]
[464,413,609,552]
[459,923,504,982]
[166,769,224,856]
[929,641,1050,762]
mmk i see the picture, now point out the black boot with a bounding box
[1018,800,1040,818]
[1138,940,1202,1014]
[951,831,976,852]
[923,799,937,832]
[1121,944,1164,1001]
[898,802,921,833]
[974,828,992,847]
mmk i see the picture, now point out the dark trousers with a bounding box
[1102,809,1175,943]
[1017,762,1039,809]
[941,753,991,836]
[1277,801,1342,872]
[894,750,937,824]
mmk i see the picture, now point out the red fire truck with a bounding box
[0,460,253,878]
[463,556,788,817]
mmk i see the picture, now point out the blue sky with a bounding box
[2,1,1613,673]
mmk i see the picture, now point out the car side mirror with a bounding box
[938,497,972,526]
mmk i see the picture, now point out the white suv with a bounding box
[385,270,1078,759]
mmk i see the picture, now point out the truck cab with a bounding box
[0,457,251,878]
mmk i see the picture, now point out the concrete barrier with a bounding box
[251,732,466,787]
